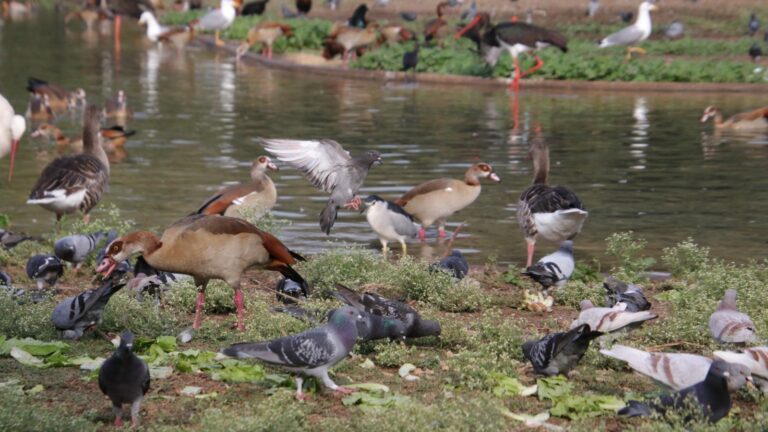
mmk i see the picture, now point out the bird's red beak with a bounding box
[96,256,118,278]
[7,139,19,182]
[455,14,483,40]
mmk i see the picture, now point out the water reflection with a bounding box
[630,97,648,171]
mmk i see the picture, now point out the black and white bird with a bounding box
[522,240,574,292]
[714,346,768,393]
[603,276,650,312]
[361,195,418,255]
[665,20,684,39]
[26,254,64,290]
[219,306,362,399]
[600,344,712,391]
[347,4,368,28]
[276,276,310,304]
[571,300,656,333]
[98,331,150,428]
[332,284,441,339]
[586,0,599,18]
[402,43,420,77]
[709,289,758,344]
[619,360,752,424]
[432,249,469,279]
[259,138,382,235]
[748,12,760,36]
[749,43,762,62]
[51,268,129,339]
[54,230,117,267]
[522,323,602,376]
[126,273,167,302]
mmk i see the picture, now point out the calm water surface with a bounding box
[1,12,767,265]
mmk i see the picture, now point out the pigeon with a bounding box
[400,11,417,22]
[748,12,760,36]
[126,273,166,302]
[709,289,757,344]
[522,241,575,292]
[241,0,269,15]
[571,300,657,333]
[54,230,117,266]
[259,138,382,234]
[522,323,602,376]
[603,276,651,312]
[98,331,150,428]
[402,43,420,75]
[432,249,469,280]
[26,254,64,290]
[272,304,323,324]
[749,43,762,62]
[347,4,368,28]
[361,195,418,254]
[332,284,441,338]
[276,276,311,304]
[220,306,362,398]
[0,229,40,249]
[0,270,12,290]
[619,360,752,424]
[600,344,713,391]
[132,255,184,285]
[665,20,684,39]
[619,11,633,23]
[713,346,768,393]
[355,309,407,342]
[586,0,599,18]
[281,4,298,18]
[460,0,476,21]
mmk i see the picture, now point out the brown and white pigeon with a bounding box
[714,346,768,393]
[98,331,150,428]
[600,344,713,391]
[709,289,758,344]
[570,300,656,333]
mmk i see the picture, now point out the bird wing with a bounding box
[197,10,228,30]
[395,179,455,206]
[600,25,644,47]
[224,326,338,368]
[520,184,585,214]
[259,139,353,194]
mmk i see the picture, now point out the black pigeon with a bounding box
[400,11,417,21]
[276,276,311,304]
[51,268,129,339]
[619,361,752,424]
[431,249,468,279]
[0,229,40,249]
[748,13,760,36]
[333,284,440,338]
[241,0,269,15]
[402,43,420,74]
[603,276,651,312]
[522,324,602,376]
[0,270,12,289]
[620,11,633,23]
[348,4,368,28]
[26,254,64,290]
[98,331,150,428]
[749,42,762,62]
[355,309,407,341]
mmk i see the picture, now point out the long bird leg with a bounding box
[113,405,123,427]
[520,54,544,79]
[526,240,535,267]
[399,240,408,256]
[192,282,207,329]
[233,286,245,331]
[418,227,426,241]
[509,56,521,92]
[214,30,224,46]
[380,240,389,255]
[262,46,267,57]
[437,219,447,238]
[114,15,121,49]
[268,44,273,59]
[130,397,143,428]
[319,369,354,395]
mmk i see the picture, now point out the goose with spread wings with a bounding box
[259,138,382,234]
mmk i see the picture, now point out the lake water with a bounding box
[1,11,767,266]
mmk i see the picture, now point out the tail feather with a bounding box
[289,250,306,262]
[221,341,269,359]
[319,203,337,235]
[276,265,310,297]
[332,284,364,309]
[599,344,647,365]
[618,400,652,417]
[522,263,557,288]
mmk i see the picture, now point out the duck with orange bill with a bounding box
[0,92,26,182]
[236,22,293,60]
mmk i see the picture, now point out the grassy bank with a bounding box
[0,208,767,430]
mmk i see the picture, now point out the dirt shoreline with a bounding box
[196,36,768,94]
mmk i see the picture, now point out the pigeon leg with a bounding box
[418,227,426,241]
[526,241,535,267]
[113,405,123,427]
[343,196,362,210]
[233,287,245,331]
[520,54,544,78]
[130,397,142,428]
[318,368,354,394]
[192,283,207,330]
[295,376,310,400]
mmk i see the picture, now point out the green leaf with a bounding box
[550,394,625,420]
[9,347,47,368]
[537,376,572,401]
[0,214,10,229]
[0,338,69,357]
[154,336,177,352]
[489,373,537,398]
[211,360,265,383]
[345,383,390,393]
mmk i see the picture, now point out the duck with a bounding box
[701,106,768,131]
[517,138,587,267]
[0,92,27,181]
[424,1,452,42]
[333,24,379,67]
[236,22,293,60]
[103,90,133,123]
[30,123,135,155]
[26,77,86,112]
[97,214,307,331]
[395,163,500,241]
[138,11,195,47]
[25,94,55,122]
[27,105,109,223]
[194,156,278,219]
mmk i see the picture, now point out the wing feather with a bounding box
[259,138,352,193]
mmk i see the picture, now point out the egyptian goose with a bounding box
[25,94,54,122]
[193,0,238,47]
[260,138,382,235]
[380,24,413,45]
[236,22,293,60]
[0,92,27,181]
[97,214,307,331]
[395,162,500,241]
[104,90,133,122]
[334,24,379,67]
[455,14,568,92]
[27,105,110,223]
[599,1,657,60]
[361,195,419,255]
[138,11,195,47]
[31,123,135,155]
[701,106,768,131]
[517,138,587,267]
[26,77,86,112]
[424,1,452,42]
[195,156,278,219]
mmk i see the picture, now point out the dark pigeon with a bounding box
[98,331,150,428]
[604,276,651,312]
[259,139,382,235]
[522,323,602,376]
[749,43,762,62]
[432,249,468,279]
[522,241,574,292]
[347,4,368,28]
[402,44,420,74]
[748,12,760,36]
[51,268,129,339]
[400,11,417,21]
[0,229,41,249]
[460,0,476,21]
[241,0,269,15]
[132,255,180,285]
[619,360,752,424]
[54,230,116,266]
[220,306,362,398]
[26,254,64,290]
[355,309,407,342]
[0,270,11,289]
[620,11,633,23]
[276,276,311,304]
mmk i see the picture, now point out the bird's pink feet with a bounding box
[296,392,310,401]
[438,228,447,238]
[334,386,355,395]
[343,196,362,211]
[234,290,245,331]
[418,228,426,241]
[114,416,123,427]
[192,291,205,330]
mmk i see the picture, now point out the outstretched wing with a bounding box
[259,139,352,194]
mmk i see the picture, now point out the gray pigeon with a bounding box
[127,273,166,302]
[276,276,311,304]
[26,254,64,290]
[0,270,11,289]
[54,230,117,267]
[259,138,382,235]
[522,241,575,292]
[713,346,768,393]
[281,4,298,18]
[51,269,129,339]
[571,300,656,333]
[272,304,323,324]
[619,360,752,424]
[98,331,150,428]
[522,323,602,376]
[220,306,362,398]
[333,284,441,339]
[400,11,417,21]
[604,276,651,312]
[355,309,407,342]
[709,289,757,344]
[432,249,469,279]
[748,13,759,36]
[0,229,40,249]
[586,0,599,18]
[361,195,418,254]
[665,20,684,39]
[460,0,476,21]
[600,344,712,391]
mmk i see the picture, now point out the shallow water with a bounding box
[1,12,767,265]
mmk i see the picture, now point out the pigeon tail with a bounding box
[221,341,270,359]
[320,203,338,235]
[619,400,653,417]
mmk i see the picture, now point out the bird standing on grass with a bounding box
[599,1,658,60]
[26,254,64,290]
[709,289,758,344]
[0,91,26,182]
[600,345,712,390]
[522,323,602,376]
[98,331,150,428]
[522,240,574,292]
[749,42,762,62]
[748,13,760,36]
[402,43,419,80]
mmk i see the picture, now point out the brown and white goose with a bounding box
[97,214,306,331]
[701,106,768,131]
[395,163,500,241]
[31,123,135,155]
[104,90,133,124]
[195,156,278,219]
[25,94,54,122]
[26,77,86,112]
[27,105,109,222]
[236,22,293,60]
[517,138,587,267]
